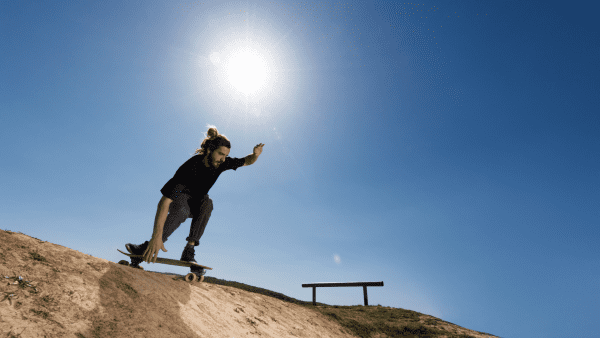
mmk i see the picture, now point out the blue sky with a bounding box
[1,1,598,337]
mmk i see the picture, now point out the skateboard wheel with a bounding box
[185,273,197,282]
[118,260,129,266]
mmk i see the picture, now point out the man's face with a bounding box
[209,146,230,168]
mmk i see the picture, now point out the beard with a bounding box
[206,154,221,169]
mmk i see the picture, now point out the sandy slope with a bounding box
[0,229,357,338]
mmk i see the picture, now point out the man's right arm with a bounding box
[153,196,172,238]
[143,196,172,263]
[159,196,173,208]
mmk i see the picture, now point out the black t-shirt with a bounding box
[160,154,246,200]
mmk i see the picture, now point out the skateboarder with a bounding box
[125,126,264,269]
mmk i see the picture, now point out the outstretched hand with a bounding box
[142,237,167,263]
[253,143,265,156]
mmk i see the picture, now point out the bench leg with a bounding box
[313,287,316,306]
[363,286,368,306]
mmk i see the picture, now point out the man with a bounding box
[124,127,264,272]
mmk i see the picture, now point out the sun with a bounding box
[224,47,269,96]
[191,12,295,121]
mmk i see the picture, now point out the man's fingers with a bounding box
[143,250,152,263]
[143,248,150,262]
[140,242,166,263]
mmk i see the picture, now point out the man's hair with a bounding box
[193,125,231,156]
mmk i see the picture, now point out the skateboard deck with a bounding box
[117,249,212,282]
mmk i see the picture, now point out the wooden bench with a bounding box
[302,281,384,306]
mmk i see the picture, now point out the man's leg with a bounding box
[180,195,213,264]
[186,194,213,246]
[127,193,193,267]
[161,193,194,244]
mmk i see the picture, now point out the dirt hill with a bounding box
[0,229,499,338]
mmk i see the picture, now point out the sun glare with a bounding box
[189,5,297,123]
[224,47,268,96]
[206,34,283,108]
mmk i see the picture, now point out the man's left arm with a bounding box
[243,143,264,166]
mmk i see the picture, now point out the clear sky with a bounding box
[1,1,598,337]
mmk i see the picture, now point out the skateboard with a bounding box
[117,249,212,282]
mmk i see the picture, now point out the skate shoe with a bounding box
[125,240,149,255]
[180,244,197,263]
[125,240,149,267]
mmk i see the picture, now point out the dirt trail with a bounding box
[0,229,357,338]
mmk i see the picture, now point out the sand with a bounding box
[0,229,357,338]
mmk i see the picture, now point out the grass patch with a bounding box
[30,309,50,319]
[29,251,47,262]
[41,295,54,303]
[6,331,22,338]
[116,280,138,298]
